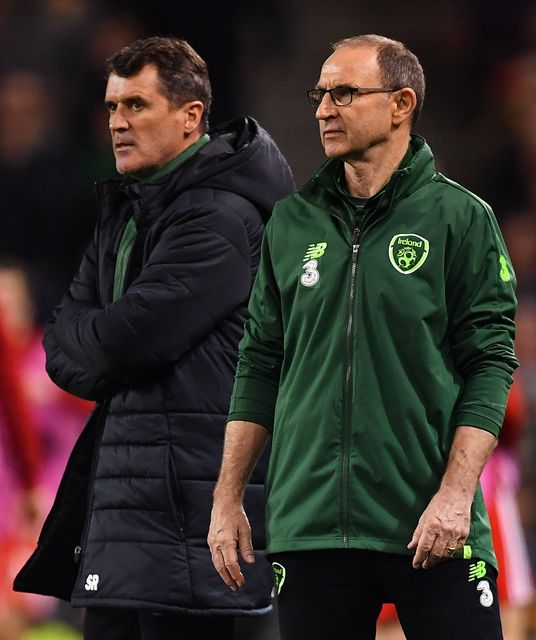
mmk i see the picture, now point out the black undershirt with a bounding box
[334,169,369,229]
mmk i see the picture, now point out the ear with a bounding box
[391,88,417,126]
[182,100,205,134]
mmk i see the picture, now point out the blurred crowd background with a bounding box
[1,0,536,638]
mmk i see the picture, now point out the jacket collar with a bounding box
[299,135,436,216]
[144,134,210,182]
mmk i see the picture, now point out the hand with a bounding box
[407,487,471,569]
[208,498,255,591]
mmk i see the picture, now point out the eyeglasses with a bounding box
[307,86,398,108]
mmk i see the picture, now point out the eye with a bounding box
[106,102,117,114]
[331,87,352,104]
[131,101,144,112]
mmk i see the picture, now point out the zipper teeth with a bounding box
[337,177,401,546]
[77,402,109,567]
[342,228,359,547]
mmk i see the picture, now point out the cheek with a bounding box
[148,128,172,153]
[347,113,381,139]
[135,132,161,161]
[345,119,364,140]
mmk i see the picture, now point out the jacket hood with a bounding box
[120,117,295,224]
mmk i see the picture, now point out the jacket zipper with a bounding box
[74,400,110,569]
[74,188,112,566]
[339,175,403,546]
[342,227,360,547]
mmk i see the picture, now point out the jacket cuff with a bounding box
[455,412,501,438]
[226,411,274,433]
[228,369,279,433]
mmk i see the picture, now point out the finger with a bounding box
[209,535,243,591]
[211,546,241,591]
[412,529,437,569]
[441,538,465,560]
[407,526,421,550]
[238,525,255,564]
[407,517,424,551]
[444,538,460,555]
[221,542,246,588]
[422,535,448,569]
[420,515,470,567]
[423,523,464,567]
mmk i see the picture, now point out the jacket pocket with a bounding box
[164,445,186,541]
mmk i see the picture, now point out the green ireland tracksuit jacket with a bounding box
[228,136,518,568]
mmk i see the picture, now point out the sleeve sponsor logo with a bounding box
[499,255,511,282]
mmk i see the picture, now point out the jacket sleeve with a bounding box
[51,203,254,386]
[446,202,518,437]
[227,218,284,431]
[44,328,112,401]
[44,230,115,400]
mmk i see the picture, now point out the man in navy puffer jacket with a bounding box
[14,35,294,640]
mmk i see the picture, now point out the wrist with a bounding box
[438,474,477,504]
[213,482,245,505]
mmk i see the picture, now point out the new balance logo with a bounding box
[303,242,327,261]
[85,574,100,591]
[468,561,486,582]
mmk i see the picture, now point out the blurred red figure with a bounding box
[0,296,39,537]
[0,264,94,514]
[376,376,534,640]
[0,293,40,638]
[0,264,93,638]
[481,377,534,638]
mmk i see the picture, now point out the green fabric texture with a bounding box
[229,135,518,568]
[112,216,137,302]
[148,133,210,182]
[112,134,211,302]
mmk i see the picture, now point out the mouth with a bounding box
[322,129,344,138]
[114,141,135,152]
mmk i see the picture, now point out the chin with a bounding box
[114,152,143,176]
[116,162,146,178]
[115,161,133,176]
[323,145,346,159]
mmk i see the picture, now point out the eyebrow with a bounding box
[314,84,357,90]
[104,94,148,106]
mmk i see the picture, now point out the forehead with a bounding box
[104,63,165,102]
[318,46,380,87]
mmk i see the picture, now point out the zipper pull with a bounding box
[74,545,82,563]
[352,228,360,253]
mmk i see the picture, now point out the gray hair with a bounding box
[332,34,425,126]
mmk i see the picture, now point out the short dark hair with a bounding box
[106,36,212,131]
[332,34,425,127]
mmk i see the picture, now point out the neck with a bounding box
[343,133,410,198]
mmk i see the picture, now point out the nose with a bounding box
[315,92,337,120]
[109,106,129,132]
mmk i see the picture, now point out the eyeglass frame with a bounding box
[307,86,398,108]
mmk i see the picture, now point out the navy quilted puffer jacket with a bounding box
[14,117,295,615]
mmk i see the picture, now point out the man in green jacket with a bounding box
[208,34,516,640]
